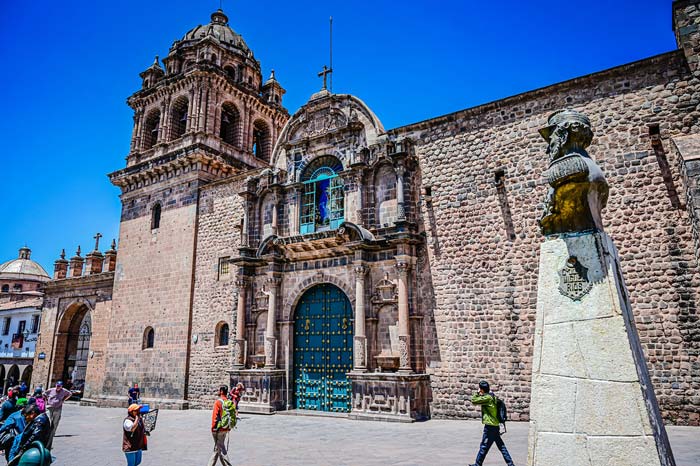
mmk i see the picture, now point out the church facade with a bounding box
[32,2,700,425]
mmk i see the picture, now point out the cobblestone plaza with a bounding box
[50,404,700,466]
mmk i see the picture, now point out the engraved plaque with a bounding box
[558,256,592,301]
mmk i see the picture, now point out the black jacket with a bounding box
[0,399,17,423]
[15,413,51,456]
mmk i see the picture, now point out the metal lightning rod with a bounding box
[330,16,333,93]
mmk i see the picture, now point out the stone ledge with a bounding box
[81,395,190,410]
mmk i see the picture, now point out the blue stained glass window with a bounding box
[300,157,344,234]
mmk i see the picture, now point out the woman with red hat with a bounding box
[122,403,147,466]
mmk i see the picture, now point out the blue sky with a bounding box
[1,0,677,272]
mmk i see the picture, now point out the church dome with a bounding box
[180,10,251,55]
[0,247,50,282]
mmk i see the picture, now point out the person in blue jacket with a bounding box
[0,398,27,461]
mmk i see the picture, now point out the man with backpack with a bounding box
[468,380,515,466]
[208,385,236,466]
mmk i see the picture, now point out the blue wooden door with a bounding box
[293,284,353,412]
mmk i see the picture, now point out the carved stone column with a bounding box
[396,258,411,372]
[130,111,142,152]
[271,191,280,236]
[290,183,302,234]
[353,265,368,372]
[186,88,196,133]
[233,277,248,369]
[242,200,251,247]
[265,275,281,368]
[396,165,406,221]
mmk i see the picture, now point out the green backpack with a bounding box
[216,399,237,430]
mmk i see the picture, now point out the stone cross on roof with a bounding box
[93,232,103,252]
[318,65,332,91]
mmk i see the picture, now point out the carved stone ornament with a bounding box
[372,273,398,303]
[264,337,276,366]
[558,256,592,301]
[354,336,366,368]
[538,109,609,236]
[233,340,245,365]
[255,288,269,311]
[398,335,410,369]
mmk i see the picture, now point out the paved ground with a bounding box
[49,402,699,466]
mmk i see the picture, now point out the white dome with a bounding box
[0,247,50,282]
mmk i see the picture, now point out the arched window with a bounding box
[13,284,22,293]
[215,322,229,347]
[223,65,236,81]
[143,327,154,349]
[300,156,345,234]
[151,203,162,230]
[210,53,217,63]
[1,285,8,293]
[170,96,189,140]
[143,110,160,150]
[252,120,271,161]
[220,103,239,146]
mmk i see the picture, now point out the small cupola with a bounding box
[262,70,285,107]
[140,55,165,89]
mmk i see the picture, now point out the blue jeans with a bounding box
[474,425,514,466]
[125,450,142,466]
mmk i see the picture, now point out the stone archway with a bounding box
[5,365,19,393]
[21,366,32,387]
[51,302,92,388]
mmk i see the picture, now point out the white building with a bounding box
[0,247,50,392]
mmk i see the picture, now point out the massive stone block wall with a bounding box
[101,176,201,406]
[395,51,700,424]
[188,177,244,408]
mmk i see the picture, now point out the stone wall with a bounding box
[392,50,700,424]
[101,177,201,407]
[187,177,245,408]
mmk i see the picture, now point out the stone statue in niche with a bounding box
[539,109,609,236]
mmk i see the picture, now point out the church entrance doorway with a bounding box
[51,303,91,389]
[293,284,353,412]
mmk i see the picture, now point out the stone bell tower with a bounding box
[99,9,288,408]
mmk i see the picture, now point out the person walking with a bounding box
[8,404,52,464]
[468,380,515,466]
[208,386,233,466]
[123,404,147,466]
[45,381,72,449]
[229,383,244,410]
[128,383,141,405]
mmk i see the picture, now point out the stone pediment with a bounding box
[270,94,385,175]
[287,107,351,142]
[256,222,381,260]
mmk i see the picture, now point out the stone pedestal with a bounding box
[229,368,286,414]
[347,372,430,422]
[527,232,675,466]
